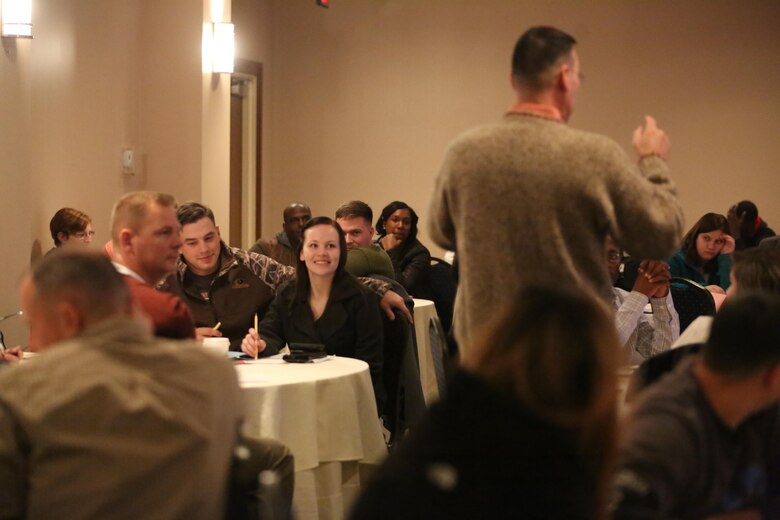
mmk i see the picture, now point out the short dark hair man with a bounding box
[607,237,679,363]
[0,251,244,518]
[335,200,395,279]
[728,200,776,251]
[250,202,311,266]
[110,191,196,339]
[612,292,780,519]
[428,26,684,358]
[162,202,411,350]
[162,201,295,350]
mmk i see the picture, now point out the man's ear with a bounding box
[510,72,519,91]
[557,64,572,92]
[56,231,69,244]
[763,364,780,396]
[118,228,134,254]
[369,227,375,237]
[56,301,85,339]
[216,226,221,239]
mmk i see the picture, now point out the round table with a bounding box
[236,356,387,520]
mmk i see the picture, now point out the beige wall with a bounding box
[0,0,229,346]
[245,0,780,256]
[25,0,225,245]
[0,37,32,344]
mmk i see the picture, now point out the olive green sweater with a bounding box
[428,113,684,357]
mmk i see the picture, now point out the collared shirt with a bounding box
[613,288,680,364]
[112,261,146,283]
[114,261,195,339]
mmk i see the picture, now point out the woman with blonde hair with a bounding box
[350,284,618,520]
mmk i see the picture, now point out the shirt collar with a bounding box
[113,261,147,284]
[506,102,564,123]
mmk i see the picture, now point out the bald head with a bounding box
[282,202,311,245]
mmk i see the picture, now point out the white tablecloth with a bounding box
[412,298,441,405]
[236,356,387,519]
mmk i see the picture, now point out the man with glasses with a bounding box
[47,207,94,255]
[428,25,684,358]
[607,237,679,364]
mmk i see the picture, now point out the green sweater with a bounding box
[345,244,396,280]
[428,113,684,356]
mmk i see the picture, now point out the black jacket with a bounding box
[260,276,385,412]
[380,237,431,297]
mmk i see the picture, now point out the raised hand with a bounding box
[633,115,671,160]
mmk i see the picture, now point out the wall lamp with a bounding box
[1,0,33,39]
[210,22,234,74]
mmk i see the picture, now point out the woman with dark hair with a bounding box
[667,213,735,292]
[349,284,618,519]
[48,208,94,250]
[240,216,385,409]
[375,201,431,296]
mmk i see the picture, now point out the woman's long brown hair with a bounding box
[465,284,618,519]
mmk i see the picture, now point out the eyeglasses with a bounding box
[73,231,96,240]
[607,252,622,263]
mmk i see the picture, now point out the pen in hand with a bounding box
[253,313,259,360]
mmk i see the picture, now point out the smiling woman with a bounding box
[241,216,386,413]
[667,213,735,291]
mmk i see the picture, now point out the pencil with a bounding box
[254,313,259,360]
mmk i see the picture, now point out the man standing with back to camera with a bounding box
[428,26,684,357]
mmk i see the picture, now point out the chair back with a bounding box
[226,437,293,520]
[669,277,716,333]
[426,257,457,334]
[382,306,426,449]
[428,315,449,397]
[615,256,641,292]
[625,343,701,402]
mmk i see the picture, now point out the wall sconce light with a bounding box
[1,0,33,38]
[211,22,234,74]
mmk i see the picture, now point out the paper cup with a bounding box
[202,337,230,355]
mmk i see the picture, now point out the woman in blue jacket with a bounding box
[667,213,735,291]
